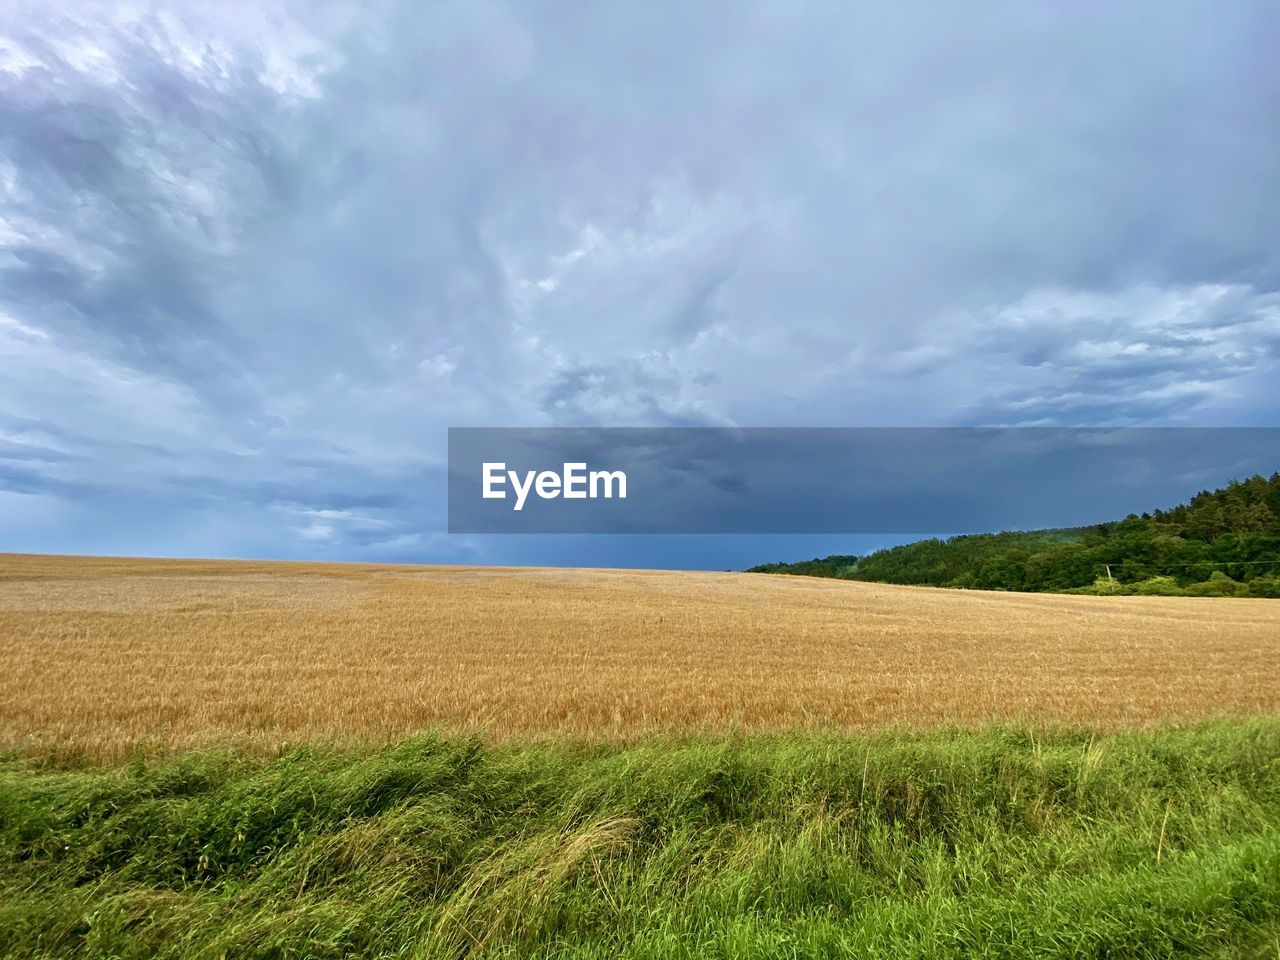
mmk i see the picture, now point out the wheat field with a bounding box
[1,552,1278,758]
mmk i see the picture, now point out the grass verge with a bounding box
[3,720,1280,958]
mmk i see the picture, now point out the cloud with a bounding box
[874,283,1280,426]
[1,2,1278,562]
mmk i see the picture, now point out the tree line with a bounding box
[747,473,1280,597]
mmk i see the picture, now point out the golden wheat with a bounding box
[1,552,1277,758]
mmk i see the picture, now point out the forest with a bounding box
[748,473,1280,597]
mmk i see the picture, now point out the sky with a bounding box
[1,1,1278,568]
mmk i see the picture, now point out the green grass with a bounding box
[4,721,1280,958]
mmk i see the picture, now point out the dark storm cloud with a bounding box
[1,1,1278,561]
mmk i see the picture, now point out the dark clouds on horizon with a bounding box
[1,1,1278,565]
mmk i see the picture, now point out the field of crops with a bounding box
[3,552,1279,759]
[3,552,1280,958]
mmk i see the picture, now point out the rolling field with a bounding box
[4,553,1280,958]
[2,552,1279,759]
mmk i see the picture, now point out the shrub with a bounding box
[1184,571,1241,597]
[1131,576,1183,596]
[1244,574,1280,598]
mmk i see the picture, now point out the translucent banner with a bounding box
[447,427,1280,534]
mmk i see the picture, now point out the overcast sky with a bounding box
[2,1,1278,566]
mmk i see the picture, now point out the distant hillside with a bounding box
[748,473,1280,597]
[744,554,861,578]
